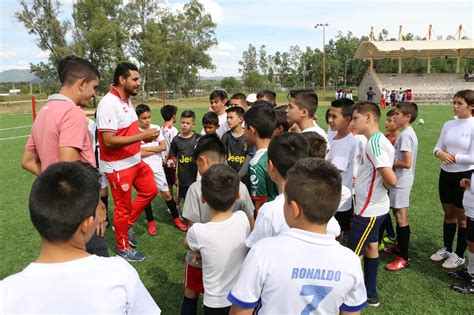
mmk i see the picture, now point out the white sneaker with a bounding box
[442,253,465,269]
[430,247,451,262]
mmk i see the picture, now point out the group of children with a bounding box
[2,86,473,314]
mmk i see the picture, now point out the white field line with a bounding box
[0,135,30,141]
[0,125,31,131]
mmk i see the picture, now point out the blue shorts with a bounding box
[347,214,387,256]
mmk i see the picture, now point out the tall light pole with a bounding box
[315,23,329,97]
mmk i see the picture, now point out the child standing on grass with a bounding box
[169,110,200,206]
[185,164,250,315]
[384,102,419,271]
[160,105,179,202]
[348,101,397,307]
[221,106,249,175]
[0,162,160,314]
[136,104,187,234]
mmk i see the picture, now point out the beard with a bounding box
[125,85,138,96]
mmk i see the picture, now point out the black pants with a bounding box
[86,234,109,257]
[203,305,231,315]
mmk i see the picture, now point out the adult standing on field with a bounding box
[96,62,159,262]
[21,55,109,257]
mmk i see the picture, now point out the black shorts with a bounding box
[335,205,353,232]
[164,165,176,187]
[467,217,474,243]
[439,169,472,208]
[178,185,190,200]
[347,214,387,256]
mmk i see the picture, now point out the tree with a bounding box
[221,77,240,91]
[258,45,268,76]
[239,44,258,77]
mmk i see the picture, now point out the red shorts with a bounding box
[184,263,204,293]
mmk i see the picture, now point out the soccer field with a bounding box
[0,105,471,314]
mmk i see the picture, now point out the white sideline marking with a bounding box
[0,125,31,131]
[0,135,29,141]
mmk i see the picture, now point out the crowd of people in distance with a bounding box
[0,55,473,314]
[335,89,353,100]
[366,86,414,109]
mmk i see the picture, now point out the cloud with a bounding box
[30,51,49,59]
[208,41,235,57]
[168,0,224,24]
[0,60,30,72]
[0,50,18,58]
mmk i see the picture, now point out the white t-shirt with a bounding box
[160,124,178,160]
[140,124,166,173]
[0,255,160,314]
[303,124,328,143]
[355,132,394,217]
[228,229,367,314]
[187,211,250,308]
[217,113,230,139]
[464,173,474,219]
[353,134,368,180]
[393,126,418,188]
[433,117,474,173]
[328,133,357,211]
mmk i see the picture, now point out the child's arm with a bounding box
[21,149,41,175]
[230,306,254,315]
[141,141,167,158]
[433,123,455,165]
[393,151,412,169]
[378,167,397,188]
[460,178,472,190]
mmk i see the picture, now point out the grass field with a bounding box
[0,103,472,314]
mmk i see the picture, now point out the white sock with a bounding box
[468,251,474,275]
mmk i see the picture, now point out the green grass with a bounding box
[0,105,471,314]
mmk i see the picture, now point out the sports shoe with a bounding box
[383,236,397,246]
[173,218,188,232]
[430,247,451,262]
[442,253,465,269]
[147,221,157,236]
[448,268,472,280]
[378,243,385,251]
[386,257,410,271]
[383,244,400,255]
[128,227,138,247]
[115,247,146,262]
[367,296,380,307]
[451,282,474,294]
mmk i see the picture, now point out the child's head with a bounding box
[209,90,228,115]
[284,158,341,228]
[229,93,247,109]
[193,134,225,175]
[29,162,100,243]
[350,101,381,135]
[453,89,474,118]
[286,89,318,126]
[395,102,418,126]
[272,105,290,137]
[244,101,276,144]
[384,109,398,133]
[201,164,239,212]
[161,104,178,122]
[202,111,219,135]
[180,110,196,134]
[301,132,327,158]
[226,106,245,130]
[328,98,354,132]
[136,103,152,129]
[268,132,308,181]
[257,90,277,107]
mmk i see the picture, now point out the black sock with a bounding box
[398,225,410,260]
[166,199,180,219]
[144,203,154,222]
[364,256,379,299]
[396,224,401,244]
[443,222,457,252]
[455,227,467,258]
[181,296,198,315]
[385,212,396,239]
[101,196,109,220]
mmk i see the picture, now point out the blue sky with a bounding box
[1,0,472,76]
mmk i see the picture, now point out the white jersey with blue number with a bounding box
[228,228,367,314]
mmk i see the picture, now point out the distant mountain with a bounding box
[200,75,241,81]
[0,69,42,83]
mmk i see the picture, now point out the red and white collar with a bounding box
[109,85,129,104]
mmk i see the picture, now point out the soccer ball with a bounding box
[417,118,425,125]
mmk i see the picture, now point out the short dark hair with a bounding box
[57,55,100,86]
[257,90,277,106]
[226,106,245,117]
[230,92,246,103]
[201,164,239,211]
[161,104,178,121]
[193,133,225,162]
[202,111,219,126]
[244,102,276,139]
[113,62,138,86]
[353,101,381,121]
[274,105,290,131]
[301,132,327,159]
[386,109,396,117]
[289,89,318,116]
[181,110,196,121]
[285,158,341,224]
[210,90,228,102]
[268,132,309,179]
[29,162,100,242]
[136,103,151,117]
[396,102,419,123]
[331,98,355,118]
[454,89,474,106]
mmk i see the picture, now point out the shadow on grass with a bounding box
[147,266,184,314]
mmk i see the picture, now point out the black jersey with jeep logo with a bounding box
[221,130,250,173]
